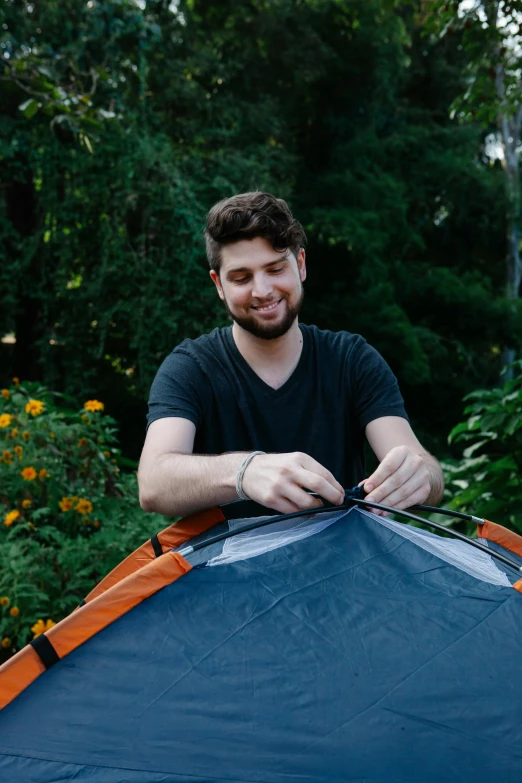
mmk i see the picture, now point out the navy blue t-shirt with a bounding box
[147,324,408,488]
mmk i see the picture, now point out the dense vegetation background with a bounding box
[2,0,520,461]
[3,0,522,656]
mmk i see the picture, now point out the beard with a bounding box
[223,285,304,340]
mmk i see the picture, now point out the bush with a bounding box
[0,379,164,661]
[443,361,522,533]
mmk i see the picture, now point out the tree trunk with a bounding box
[496,61,522,378]
[6,167,41,381]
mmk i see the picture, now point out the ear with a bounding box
[209,270,225,301]
[297,248,307,283]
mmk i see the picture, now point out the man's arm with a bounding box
[138,418,344,517]
[138,418,246,516]
[362,416,444,514]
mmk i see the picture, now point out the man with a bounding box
[139,191,443,518]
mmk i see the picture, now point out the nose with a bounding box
[251,273,273,300]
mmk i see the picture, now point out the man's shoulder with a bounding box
[301,324,367,358]
[173,326,231,357]
[154,327,231,382]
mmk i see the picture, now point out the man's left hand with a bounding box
[362,446,432,516]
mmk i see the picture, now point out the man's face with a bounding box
[210,237,306,340]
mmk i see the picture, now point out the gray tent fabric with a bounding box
[1,506,521,782]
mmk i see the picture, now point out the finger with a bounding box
[376,475,430,512]
[364,457,419,506]
[267,494,305,515]
[364,504,389,517]
[297,454,344,497]
[364,465,419,517]
[363,447,409,496]
[283,483,324,512]
[293,467,344,506]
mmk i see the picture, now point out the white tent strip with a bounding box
[358,509,511,588]
[208,506,512,588]
[207,508,352,567]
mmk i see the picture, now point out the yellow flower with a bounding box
[1,637,11,649]
[9,606,19,617]
[12,377,20,386]
[59,497,74,512]
[103,450,111,458]
[38,468,49,480]
[22,499,32,508]
[11,428,18,438]
[93,519,100,528]
[0,414,12,428]
[0,596,9,607]
[25,399,44,417]
[4,510,20,527]
[21,466,37,481]
[14,445,23,459]
[1,389,9,399]
[75,498,93,515]
[77,438,88,448]
[31,618,56,638]
[2,450,13,464]
[22,431,30,441]
[83,400,104,413]
[30,620,45,637]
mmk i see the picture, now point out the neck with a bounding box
[232,319,303,374]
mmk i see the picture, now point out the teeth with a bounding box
[255,301,280,312]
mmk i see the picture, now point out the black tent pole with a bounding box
[178,497,522,575]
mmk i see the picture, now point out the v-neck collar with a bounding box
[223,325,309,398]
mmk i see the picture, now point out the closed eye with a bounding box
[229,262,286,284]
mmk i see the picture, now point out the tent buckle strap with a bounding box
[150,534,163,558]
[30,634,60,670]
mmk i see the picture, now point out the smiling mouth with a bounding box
[251,299,282,313]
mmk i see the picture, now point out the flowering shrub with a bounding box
[0,380,164,661]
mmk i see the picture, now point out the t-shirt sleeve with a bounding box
[146,349,207,430]
[349,337,409,431]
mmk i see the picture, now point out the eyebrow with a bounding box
[225,255,288,277]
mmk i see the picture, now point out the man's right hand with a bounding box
[241,452,345,514]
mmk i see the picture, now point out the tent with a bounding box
[1,497,522,782]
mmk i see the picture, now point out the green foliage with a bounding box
[0,379,164,661]
[419,0,522,125]
[0,0,519,461]
[443,361,522,532]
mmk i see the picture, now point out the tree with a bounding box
[297,2,515,448]
[420,0,522,373]
[0,0,518,459]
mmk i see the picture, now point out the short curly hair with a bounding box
[204,191,306,272]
